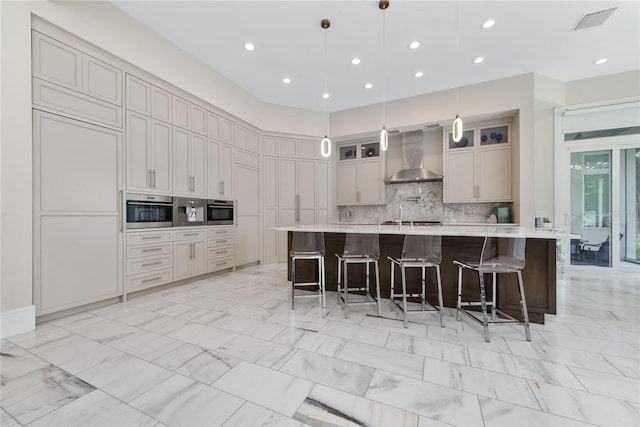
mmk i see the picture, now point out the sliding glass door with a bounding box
[621,148,639,265]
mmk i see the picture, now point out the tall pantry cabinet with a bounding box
[32,29,124,315]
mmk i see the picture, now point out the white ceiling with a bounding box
[112,1,640,113]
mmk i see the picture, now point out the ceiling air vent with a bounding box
[572,7,617,31]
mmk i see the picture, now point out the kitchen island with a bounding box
[275,224,579,324]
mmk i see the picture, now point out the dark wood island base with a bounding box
[288,232,557,324]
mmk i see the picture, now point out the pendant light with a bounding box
[379,0,389,152]
[320,18,332,158]
[452,0,463,143]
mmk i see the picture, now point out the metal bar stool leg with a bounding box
[517,270,531,341]
[389,260,395,311]
[374,260,381,316]
[436,265,444,328]
[320,257,326,308]
[421,266,426,310]
[478,272,490,342]
[492,272,497,322]
[456,265,463,321]
[337,256,342,305]
[401,265,408,328]
[343,262,349,318]
[291,257,296,310]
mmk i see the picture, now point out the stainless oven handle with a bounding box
[126,202,173,207]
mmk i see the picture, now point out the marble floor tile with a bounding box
[265,310,328,332]
[505,338,622,374]
[223,401,306,427]
[37,336,123,375]
[603,354,640,378]
[176,307,227,324]
[479,396,592,426]
[7,323,76,354]
[385,333,471,365]
[365,370,484,426]
[154,302,198,317]
[29,390,158,427]
[0,409,20,427]
[426,324,512,354]
[223,303,279,321]
[337,340,425,379]
[569,366,640,403]
[136,313,191,335]
[108,330,185,361]
[131,374,243,426]
[467,346,585,390]
[67,317,139,344]
[528,378,640,426]
[294,384,420,427]
[0,341,50,383]
[48,311,102,330]
[271,328,346,357]
[154,343,241,385]
[107,308,165,328]
[216,334,297,369]
[0,366,94,425]
[280,349,375,396]
[213,361,314,417]
[423,358,540,410]
[167,322,238,350]
[318,320,389,347]
[565,323,640,345]
[538,330,640,359]
[77,353,173,402]
[360,314,430,338]
[210,314,287,340]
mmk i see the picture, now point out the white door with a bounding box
[173,127,190,194]
[478,147,511,201]
[151,119,172,193]
[208,139,221,197]
[445,151,476,203]
[173,241,192,280]
[126,111,150,192]
[220,144,233,197]
[191,133,207,196]
[192,240,208,276]
[336,162,357,206]
[357,160,382,204]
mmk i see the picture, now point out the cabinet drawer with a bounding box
[127,254,173,275]
[127,242,172,258]
[208,257,234,273]
[208,245,233,260]
[207,227,233,238]
[127,231,172,245]
[174,230,207,241]
[208,236,234,248]
[127,268,173,292]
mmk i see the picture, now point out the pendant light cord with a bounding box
[456,0,459,107]
[382,8,386,126]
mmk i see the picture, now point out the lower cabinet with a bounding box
[173,229,207,280]
[126,230,173,293]
[207,227,234,272]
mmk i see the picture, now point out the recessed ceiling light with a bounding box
[594,58,608,65]
[322,93,330,99]
[364,83,373,89]
[482,19,495,29]
[473,57,485,64]
[414,71,424,78]
[409,41,420,49]
[244,42,255,51]
[282,77,291,84]
[352,58,361,65]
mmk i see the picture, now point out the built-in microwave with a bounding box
[173,197,206,227]
[207,199,235,226]
[126,193,173,229]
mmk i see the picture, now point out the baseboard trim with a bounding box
[1,305,36,339]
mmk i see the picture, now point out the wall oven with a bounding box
[126,193,173,229]
[207,199,235,225]
[173,197,206,227]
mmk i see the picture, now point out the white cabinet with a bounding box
[191,104,207,135]
[151,86,172,123]
[125,74,151,115]
[316,160,330,224]
[33,111,123,315]
[207,227,234,272]
[443,123,512,203]
[235,161,261,266]
[32,32,123,107]
[234,123,260,154]
[173,128,206,196]
[336,141,384,206]
[173,229,207,280]
[126,111,172,193]
[126,230,173,293]
[207,139,233,198]
[172,96,190,129]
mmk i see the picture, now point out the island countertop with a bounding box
[274,223,580,240]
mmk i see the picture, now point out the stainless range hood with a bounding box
[384,130,443,184]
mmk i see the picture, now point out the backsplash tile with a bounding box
[337,182,512,224]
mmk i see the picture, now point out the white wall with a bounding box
[0,0,324,316]
[566,71,640,106]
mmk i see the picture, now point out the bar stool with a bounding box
[336,233,382,319]
[454,235,531,342]
[290,231,326,309]
[388,234,444,328]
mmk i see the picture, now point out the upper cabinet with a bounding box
[172,96,190,129]
[33,31,122,107]
[234,123,260,154]
[443,122,512,203]
[126,73,173,123]
[336,141,385,206]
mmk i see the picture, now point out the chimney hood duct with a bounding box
[384,130,443,184]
